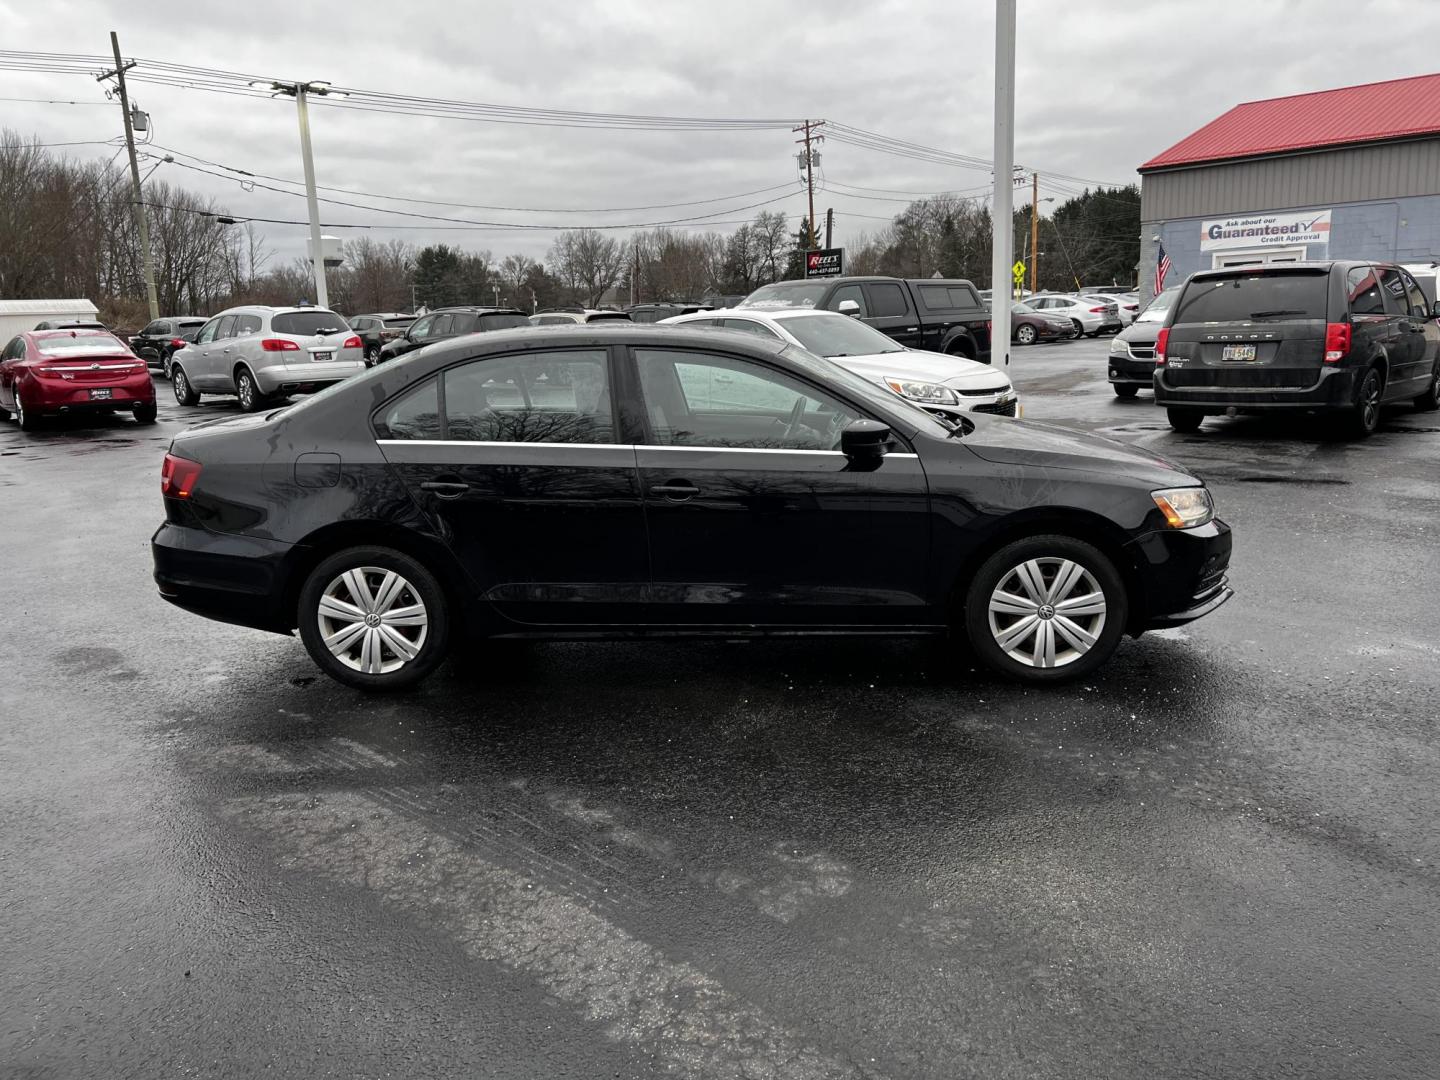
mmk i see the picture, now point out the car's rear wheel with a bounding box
[1070,319,1083,338]
[172,366,200,406]
[1342,367,1383,438]
[235,368,264,413]
[1113,384,1139,399]
[1015,324,1037,345]
[297,546,451,691]
[963,535,1128,683]
[15,388,39,431]
[1166,407,1204,433]
[1414,362,1440,412]
[133,400,157,425]
[363,344,380,366]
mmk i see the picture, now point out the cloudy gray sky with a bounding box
[4,0,1440,268]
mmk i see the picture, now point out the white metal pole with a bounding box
[294,86,329,309]
[989,0,1016,371]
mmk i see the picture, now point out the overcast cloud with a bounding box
[4,0,1440,267]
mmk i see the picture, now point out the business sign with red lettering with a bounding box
[804,248,844,278]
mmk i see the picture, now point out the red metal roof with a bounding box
[1141,73,1440,170]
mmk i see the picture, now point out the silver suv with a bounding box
[170,306,364,412]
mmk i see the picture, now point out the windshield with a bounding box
[1173,271,1329,324]
[775,312,904,356]
[1012,302,1037,314]
[272,311,349,336]
[478,314,532,331]
[1136,286,1181,323]
[740,282,829,309]
[778,344,952,437]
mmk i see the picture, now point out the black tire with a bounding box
[297,546,451,691]
[1341,366,1383,439]
[15,388,40,431]
[963,534,1128,684]
[1113,384,1139,399]
[364,344,380,366]
[235,367,264,413]
[1015,324,1037,345]
[172,365,200,406]
[1070,320,1084,338]
[1414,362,1440,412]
[133,400,157,425]
[1166,407,1204,433]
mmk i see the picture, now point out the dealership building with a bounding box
[1137,73,1440,300]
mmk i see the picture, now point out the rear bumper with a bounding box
[256,358,365,394]
[26,379,155,412]
[1154,365,1358,410]
[151,521,294,634]
[1123,519,1233,631]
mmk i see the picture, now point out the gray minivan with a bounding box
[170,306,365,412]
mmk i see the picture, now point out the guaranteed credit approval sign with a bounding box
[1200,209,1332,251]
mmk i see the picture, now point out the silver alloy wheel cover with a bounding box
[173,370,187,402]
[1362,374,1380,427]
[15,393,24,424]
[1017,325,1035,343]
[238,372,253,408]
[987,557,1107,668]
[317,566,429,675]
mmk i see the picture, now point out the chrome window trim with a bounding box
[377,439,917,459]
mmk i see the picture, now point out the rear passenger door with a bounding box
[860,282,922,349]
[1377,266,1424,397]
[1397,268,1437,392]
[374,346,649,626]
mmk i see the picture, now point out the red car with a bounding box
[0,329,157,431]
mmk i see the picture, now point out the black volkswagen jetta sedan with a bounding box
[152,325,1233,691]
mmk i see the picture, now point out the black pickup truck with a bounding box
[739,275,993,362]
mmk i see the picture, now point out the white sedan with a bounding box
[660,307,1019,420]
[1027,294,1124,336]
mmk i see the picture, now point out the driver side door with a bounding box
[627,346,934,627]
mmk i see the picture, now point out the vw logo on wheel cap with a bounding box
[1038,603,1056,620]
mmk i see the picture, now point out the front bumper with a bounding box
[152,521,295,634]
[1123,518,1233,632]
[1154,365,1358,411]
[1108,354,1157,386]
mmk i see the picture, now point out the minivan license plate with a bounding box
[1222,344,1257,362]
[312,350,332,362]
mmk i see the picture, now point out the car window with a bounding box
[1346,267,1385,317]
[383,317,415,330]
[719,318,782,340]
[478,313,532,331]
[234,314,262,337]
[449,313,479,334]
[442,349,613,444]
[535,315,573,326]
[635,348,860,451]
[140,321,165,336]
[1377,267,1411,316]
[271,311,348,336]
[214,314,237,339]
[776,312,904,356]
[408,315,435,339]
[1174,271,1330,323]
[2,336,21,360]
[865,283,909,318]
[375,378,442,441]
[917,284,979,312]
[740,281,830,309]
[351,317,372,331]
[1400,270,1430,318]
[585,312,630,323]
[194,318,221,344]
[429,314,454,337]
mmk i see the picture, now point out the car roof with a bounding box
[1187,260,1362,283]
[426,305,527,315]
[409,323,786,364]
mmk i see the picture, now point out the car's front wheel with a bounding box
[172,366,200,406]
[1015,324,1036,345]
[963,535,1128,683]
[297,546,451,691]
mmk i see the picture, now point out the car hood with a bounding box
[961,414,1196,484]
[829,348,1011,390]
[1117,319,1162,345]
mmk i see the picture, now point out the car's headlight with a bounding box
[1152,486,1214,529]
[884,378,958,405]
[1109,337,1130,355]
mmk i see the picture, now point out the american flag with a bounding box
[1153,243,1172,294]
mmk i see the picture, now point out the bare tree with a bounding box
[548,228,624,307]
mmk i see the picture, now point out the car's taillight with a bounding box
[341,335,363,349]
[985,320,992,336]
[1155,327,1169,365]
[170,338,186,348]
[260,338,301,352]
[1089,306,1106,313]
[1324,322,1351,363]
[161,453,202,499]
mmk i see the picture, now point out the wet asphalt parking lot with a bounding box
[3,334,1439,1079]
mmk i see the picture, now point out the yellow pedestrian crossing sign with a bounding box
[1012,261,1026,278]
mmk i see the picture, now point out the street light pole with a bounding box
[294,86,328,310]
[989,0,1016,371]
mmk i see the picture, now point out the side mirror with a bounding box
[1431,300,1440,319]
[840,419,891,462]
[837,299,861,317]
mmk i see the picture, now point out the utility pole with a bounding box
[825,207,834,249]
[793,120,825,247]
[100,33,158,322]
[1030,172,1040,295]
[989,0,1017,371]
[250,78,345,310]
[492,283,500,307]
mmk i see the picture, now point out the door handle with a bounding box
[651,482,700,500]
[420,480,470,498]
